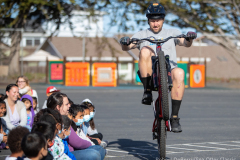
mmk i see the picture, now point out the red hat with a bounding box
[46,86,60,94]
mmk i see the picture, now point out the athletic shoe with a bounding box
[100,141,108,149]
[170,117,182,133]
[142,91,153,105]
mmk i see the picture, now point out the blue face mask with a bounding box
[58,129,62,134]
[90,112,95,119]
[75,119,84,126]
[63,130,71,140]
[83,115,91,122]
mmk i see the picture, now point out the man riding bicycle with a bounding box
[120,3,197,133]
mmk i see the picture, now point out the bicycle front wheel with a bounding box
[158,51,169,121]
[157,119,166,159]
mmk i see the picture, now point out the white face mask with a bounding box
[76,119,84,126]
[90,112,95,118]
[83,115,91,122]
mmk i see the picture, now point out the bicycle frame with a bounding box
[152,43,171,134]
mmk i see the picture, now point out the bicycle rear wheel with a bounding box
[157,119,166,159]
[158,51,169,121]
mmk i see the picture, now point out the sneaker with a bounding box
[170,117,182,133]
[100,141,108,149]
[142,91,153,105]
[105,149,108,156]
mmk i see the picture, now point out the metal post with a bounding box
[46,57,49,84]
[63,56,66,86]
[116,57,119,86]
[204,58,207,87]
[82,36,85,62]
[132,58,135,84]
[89,56,92,86]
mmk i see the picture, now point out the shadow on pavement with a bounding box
[108,139,170,160]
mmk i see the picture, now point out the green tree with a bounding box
[0,0,75,75]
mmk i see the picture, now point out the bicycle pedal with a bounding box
[152,132,157,140]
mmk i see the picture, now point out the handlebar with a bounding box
[129,34,187,45]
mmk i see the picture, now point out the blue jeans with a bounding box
[71,145,106,160]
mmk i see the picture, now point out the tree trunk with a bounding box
[8,31,21,75]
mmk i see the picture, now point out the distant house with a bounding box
[36,37,138,82]
[176,45,240,79]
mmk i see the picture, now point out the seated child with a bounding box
[32,97,38,114]
[20,95,35,130]
[68,107,77,132]
[6,126,30,160]
[31,121,54,160]
[34,112,71,160]
[0,100,7,149]
[42,86,60,109]
[21,132,48,160]
[82,99,108,148]
[70,104,94,145]
[60,115,76,160]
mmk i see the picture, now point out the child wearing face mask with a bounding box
[82,99,108,149]
[21,132,48,160]
[32,114,71,160]
[70,104,94,145]
[21,95,35,131]
[61,115,76,160]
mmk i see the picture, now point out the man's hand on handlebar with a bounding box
[120,36,130,46]
[185,32,197,42]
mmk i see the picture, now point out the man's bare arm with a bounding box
[121,43,137,51]
[175,38,193,47]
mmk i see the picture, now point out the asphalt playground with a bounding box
[0,85,240,160]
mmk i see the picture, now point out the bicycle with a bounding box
[129,34,189,159]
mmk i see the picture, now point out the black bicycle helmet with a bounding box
[146,3,165,19]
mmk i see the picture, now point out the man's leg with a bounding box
[138,46,155,105]
[170,68,185,132]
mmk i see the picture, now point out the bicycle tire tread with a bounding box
[158,119,166,159]
[158,51,169,120]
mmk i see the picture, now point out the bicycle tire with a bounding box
[157,119,166,159]
[158,51,169,121]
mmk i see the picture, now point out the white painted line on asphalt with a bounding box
[167,146,203,151]
[231,141,240,143]
[106,149,149,155]
[208,142,240,147]
[123,147,180,153]
[168,148,240,155]
[181,144,227,150]
[167,141,237,146]
[123,147,158,152]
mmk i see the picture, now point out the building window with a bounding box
[26,39,32,46]
[120,63,128,70]
[34,39,40,46]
